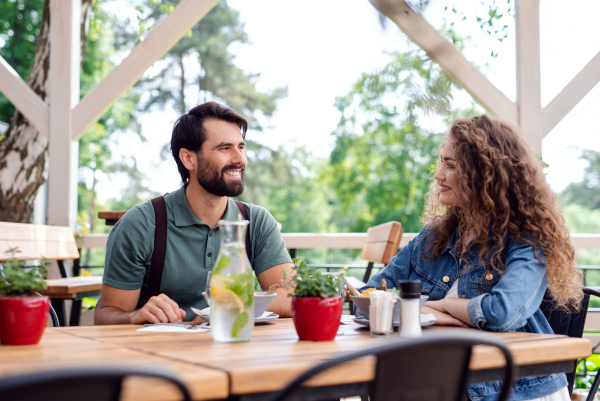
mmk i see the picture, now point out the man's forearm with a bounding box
[94,306,136,325]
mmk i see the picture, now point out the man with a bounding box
[95,102,294,325]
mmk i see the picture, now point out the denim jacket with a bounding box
[365,226,568,401]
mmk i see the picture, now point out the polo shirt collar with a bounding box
[171,185,241,227]
[172,186,203,227]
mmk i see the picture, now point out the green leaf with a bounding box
[231,311,248,340]
[213,255,231,274]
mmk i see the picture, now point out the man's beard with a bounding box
[195,157,245,197]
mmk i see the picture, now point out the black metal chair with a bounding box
[36,291,60,327]
[540,286,600,401]
[263,333,515,401]
[0,366,193,401]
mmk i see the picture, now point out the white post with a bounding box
[515,0,543,154]
[48,0,80,229]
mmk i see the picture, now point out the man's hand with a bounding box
[130,294,186,324]
[421,305,469,327]
[95,284,186,325]
[257,263,294,318]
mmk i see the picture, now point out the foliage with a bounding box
[0,0,45,123]
[563,204,600,288]
[561,150,600,210]
[326,40,483,233]
[82,296,98,310]
[288,257,341,298]
[131,0,286,129]
[0,249,49,296]
[575,354,600,390]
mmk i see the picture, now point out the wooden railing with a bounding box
[76,233,600,251]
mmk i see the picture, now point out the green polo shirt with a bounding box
[103,185,292,318]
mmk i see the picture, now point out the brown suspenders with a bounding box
[147,197,251,298]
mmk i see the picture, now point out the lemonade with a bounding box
[209,220,255,342]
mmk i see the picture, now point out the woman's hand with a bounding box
[420,305,469,327]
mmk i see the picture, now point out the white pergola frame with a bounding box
[0,0,599,228]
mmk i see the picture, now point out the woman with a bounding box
[366,115,583,401]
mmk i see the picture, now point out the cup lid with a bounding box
[398,280,421,299]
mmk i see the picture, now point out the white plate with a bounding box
[191,307,278,324]
[255,313,279,323]
[353,317,435,328]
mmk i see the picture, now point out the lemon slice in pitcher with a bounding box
[213,289,244,312]
[210,274,226,297]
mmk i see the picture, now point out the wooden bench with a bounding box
[0,222,102,326]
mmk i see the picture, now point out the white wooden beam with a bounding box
[48,0,80,229]
[515,0,543,154]
[0,56,49,136]
[368,0,518,124]
[72,0,220,140]
[543,51,600,136]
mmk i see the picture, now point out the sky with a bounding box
[96,0,600,203]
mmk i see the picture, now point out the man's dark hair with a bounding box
[171,101,248,183]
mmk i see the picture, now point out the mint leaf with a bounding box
[213,255,231,274]
[231,311,248,340]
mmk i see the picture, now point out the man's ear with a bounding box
[179,148,197,172]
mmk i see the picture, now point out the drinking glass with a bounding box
[369,304,393,337]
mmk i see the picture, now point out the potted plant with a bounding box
[0,249,50,345]
[288,258,343,341]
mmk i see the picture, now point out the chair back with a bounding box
[540,287,599,396]
[264,333,514,401]
[0,222,79,262]
[0,366,192,401]
[360,221,403,264]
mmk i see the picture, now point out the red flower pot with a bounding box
[0,296,49,345]
[292,296,342,341]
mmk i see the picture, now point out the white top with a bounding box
[446,278,459,298]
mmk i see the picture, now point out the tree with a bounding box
[0,0,45,124]
[77,2,141,238]
[133,0,286,128]
[561,150,600,210]
[326,40,482,233]
[0,0,93,222]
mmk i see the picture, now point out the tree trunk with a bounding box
[178,53,186,114]
[0,0,93,223]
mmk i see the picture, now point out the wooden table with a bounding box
[38,276,103,327]
[0,319,591,401]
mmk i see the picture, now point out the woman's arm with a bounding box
[424,298,474,327]
[467,240,548,331]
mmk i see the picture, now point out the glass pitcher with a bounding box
[209,220,255,342]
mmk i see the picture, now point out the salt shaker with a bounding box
[398,280,422,338]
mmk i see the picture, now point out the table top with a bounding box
[0,319,591,400]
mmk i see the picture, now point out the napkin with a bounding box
[420,313,436,325]
[136,324,210,333]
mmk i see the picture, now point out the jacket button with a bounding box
[460,295,466,298]
[486,273,493,281]
[443,276,449,283]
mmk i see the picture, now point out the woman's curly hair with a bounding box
[422,114,582,309]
